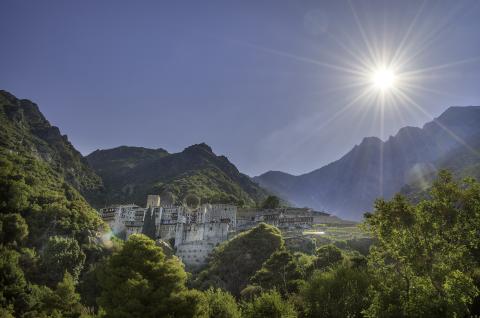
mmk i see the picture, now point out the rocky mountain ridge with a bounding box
[86,143,269,207]
[255,106,480,220]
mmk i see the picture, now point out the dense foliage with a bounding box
[249,249,303,296]
[364,170,480,317]
[261,195,281,209]
[97,234,207,318]
[193,223,284,296]
[0,91,110,316]
[0,90,103,198]
[301,263,370,318]
[0,149,111,316]
[2,168,480,317]
[242,290,297,318]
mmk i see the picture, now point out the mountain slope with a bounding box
[0,90,104,197]
[0,90,105,263]
[255,106,480,220]
[87,143,269,207]
[436,133,480,180]
[401,132,480,197]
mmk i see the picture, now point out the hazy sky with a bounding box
[1,0,480,176]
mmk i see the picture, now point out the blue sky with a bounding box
[1,0,479,176]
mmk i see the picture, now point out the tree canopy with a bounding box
[261,196,281,209]
[364,170,480,317]
[194,223,284,296]
[97,234,203,318]
[242,290,297,318]
[249,249,303,296]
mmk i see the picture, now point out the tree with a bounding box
[242,290,297,318]
[41,236,85,285]
[194,223,284,296]
[301,265,370,318]
[0,306,15,318]
[0,213,28,246]
[249,250,303,296]
[161,191,176,206]
[161,289,208,318]
[261,196,280,209]
[38,272,86,318]
[185,193,201,209]
[0,247,32,315]
[204,288,241,318]
[314,244,344,270]
[364,171,480,317]
[97,234,200,318]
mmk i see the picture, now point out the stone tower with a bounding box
[146,195,161,208]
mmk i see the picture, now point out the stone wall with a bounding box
[99,200,237,267]
[176,240,215,267]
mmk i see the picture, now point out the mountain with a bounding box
[86,143,269,207]
[0,90,105,265]
[255,106,480,220]
[436,133,480,180]
[401,132,480,197]
[0,90,104,197]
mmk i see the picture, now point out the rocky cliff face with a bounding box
[255,106,480,220]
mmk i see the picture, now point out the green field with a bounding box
[304,223,369,241]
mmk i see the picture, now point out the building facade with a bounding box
[99,196,326,267]
[236,207,317,230]
[99,196,237,267]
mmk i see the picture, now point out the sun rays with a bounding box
[239,0,480,190]
[371,67,396,90]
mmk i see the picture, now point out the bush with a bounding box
[242,290,297,318]
[301,265,370,318]
[204,288,241,318]
[193,223,284,296]
[41,236,85,285]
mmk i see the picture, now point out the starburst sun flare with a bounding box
[371,67,396,90]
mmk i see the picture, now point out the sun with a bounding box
[371,68,396,90]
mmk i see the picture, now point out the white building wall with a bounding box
[99,198,238,267]
[176,240,215,267]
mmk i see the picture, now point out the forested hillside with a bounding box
[0,90,104,197]
[0,91,111,316]
[87,143,269,207]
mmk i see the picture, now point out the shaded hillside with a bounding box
[0,90,104,197]
[255,106,480,220]
[0,90,107,280]
[401,133,480,198]
[87,143,269,207]
[436,133,480,180]
[0,91,113,317]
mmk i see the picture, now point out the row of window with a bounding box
[180,249,208,253]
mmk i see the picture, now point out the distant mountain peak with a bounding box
[358,136,382,147]
[87,141,269,207]
[183,142,213,154]
[256,105,480,220]
[256,170,296,178]
[441,105,480,114]
[396,126,422,136]
[0,90,103,195]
